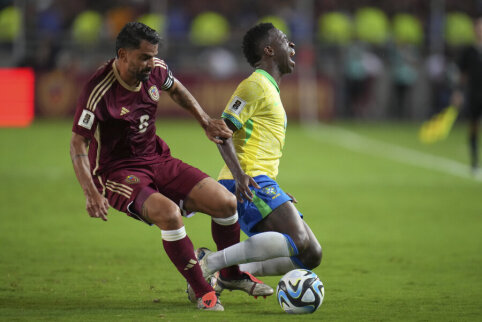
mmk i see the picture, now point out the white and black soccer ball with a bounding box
[276,269,324,314]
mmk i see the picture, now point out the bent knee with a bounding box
[301,241,322,269]
[213,190,237,218]
[225,192,237,215]
[146,200,182,229]
[289,231,322,269]
[290,230,311,254]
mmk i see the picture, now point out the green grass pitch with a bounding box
[0,120,481,321]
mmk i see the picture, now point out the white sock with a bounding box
[205,231,295,273]
[239,257,298,276]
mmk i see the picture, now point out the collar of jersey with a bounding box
[112,60,142,92]
[255,69,279,93]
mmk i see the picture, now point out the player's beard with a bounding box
[136,68,152,82]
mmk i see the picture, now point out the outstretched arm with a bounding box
[167,78,232,144]
[70,132,109,221]
[217,119,260,202]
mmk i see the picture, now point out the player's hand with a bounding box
[205,119,232,144]
[85,190,109,221]
[235,174,261,203]
[286,192,298,203]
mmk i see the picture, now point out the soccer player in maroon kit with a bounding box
[69,22,267,311]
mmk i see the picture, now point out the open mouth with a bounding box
[289,51,296,66]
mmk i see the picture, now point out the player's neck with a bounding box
[114,59,141,87]
[255,62,281,86]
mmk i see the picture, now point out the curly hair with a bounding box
[242,23,275,67]
[115,22,161,57]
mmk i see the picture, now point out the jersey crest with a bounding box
[148,85,160,102]
[125,175,140,184]
[260,186,281,199]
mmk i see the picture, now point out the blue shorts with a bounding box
[219,175,303,236]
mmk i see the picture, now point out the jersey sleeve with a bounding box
[153,58,174,91]
[221,80,263,129]
[72,80,103,139]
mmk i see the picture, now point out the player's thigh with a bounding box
[99,168,152,215]
[254,201,309,248]
[152,157,236,218]
[183,177,237,218]
[142,192,183,230]
[254,201,303,233]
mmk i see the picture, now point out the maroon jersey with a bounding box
[72,58,174,175]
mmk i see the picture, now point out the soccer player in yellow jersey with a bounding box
[190,24,321,291]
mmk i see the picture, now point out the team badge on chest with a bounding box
[148,85,159,102]
[125,175,140,184]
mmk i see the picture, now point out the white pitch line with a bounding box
[304,125,482,182]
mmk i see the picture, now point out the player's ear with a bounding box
[117,48,127,62]
[264,46,274,57]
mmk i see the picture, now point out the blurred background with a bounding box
[1,3,481,319]
[0,0,480,125]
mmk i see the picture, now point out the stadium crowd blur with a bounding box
[0,0,481,121]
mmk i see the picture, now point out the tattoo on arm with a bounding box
[196,180,207,190]
[72,154,88,161]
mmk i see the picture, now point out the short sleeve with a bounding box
[153,58,174,91]
[222,80,263,129]
[72,82,101,139]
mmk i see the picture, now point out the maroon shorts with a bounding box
[93,156,209,222]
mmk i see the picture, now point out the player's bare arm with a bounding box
[70,132,109,221]
[166,78,232,144]
[217,119,260,202]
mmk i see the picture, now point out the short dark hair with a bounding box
[115,22,161,57]
[242,23,275,67]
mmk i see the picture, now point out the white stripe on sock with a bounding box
[161,226,187,241]
[212,212,238,226]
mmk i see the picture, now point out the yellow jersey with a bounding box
[218,69,287,180]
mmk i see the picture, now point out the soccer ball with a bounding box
[276,269,324,314]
